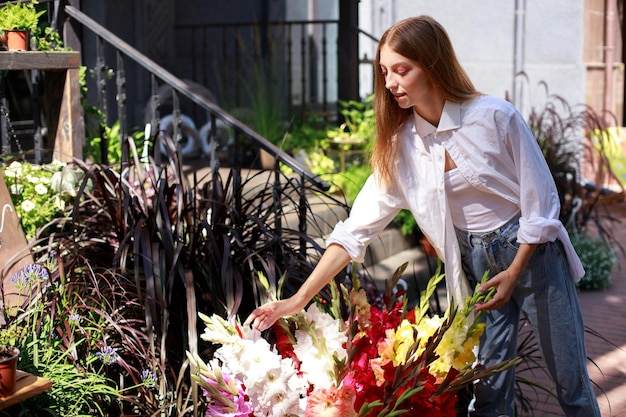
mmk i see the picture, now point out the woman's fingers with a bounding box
[244,308,265,329]
[244,304,279,331]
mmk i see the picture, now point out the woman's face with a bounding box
[379,45,437,111]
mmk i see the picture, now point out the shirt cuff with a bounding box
[517,217,561,243]
[518,216,585,281]
[326,220,367,263]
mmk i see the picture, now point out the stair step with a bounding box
[362,227,417,267]
[364,247,448,311]
[183,163,448,311]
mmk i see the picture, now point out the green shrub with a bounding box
[1,160,80,241]
[570,232,617,290]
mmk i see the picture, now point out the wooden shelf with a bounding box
[0,370,52,410]
[0,51,81,71]
[0,51,83,162]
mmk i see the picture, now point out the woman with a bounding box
[245,16,600,416]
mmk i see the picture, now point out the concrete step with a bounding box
[182,163,447,311]
[360,244,448,312]
[292,197,449,312]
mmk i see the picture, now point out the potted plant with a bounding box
[0,345,19,397]
[0,324,20,398]
[0,0,45,51]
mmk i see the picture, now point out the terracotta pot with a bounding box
[5,29,29,51]
[0,346,19,397]
[419,237,438,257]
[259,148,277,169]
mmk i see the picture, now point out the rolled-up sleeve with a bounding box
[506,111,585,280]
[505,110,562,244]
[326,174,403,262]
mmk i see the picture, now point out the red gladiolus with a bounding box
[272,322,301,370]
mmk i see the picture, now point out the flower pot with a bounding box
[5,29,29,51]
[419,237,438,257]
[260,148,277,169]
[0,346,19,397]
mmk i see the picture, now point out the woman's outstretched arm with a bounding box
[244,243,352,331]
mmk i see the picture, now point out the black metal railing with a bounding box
[62,5,331,254]
[64,5,330,180]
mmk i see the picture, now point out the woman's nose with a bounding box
[385,74,396,89]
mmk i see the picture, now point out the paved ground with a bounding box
[517,201,626,416]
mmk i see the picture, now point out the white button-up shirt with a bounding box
[327,95,584,304]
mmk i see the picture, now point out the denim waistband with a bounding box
[455,213,521,248]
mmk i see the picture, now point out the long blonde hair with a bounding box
[371,16,481,188]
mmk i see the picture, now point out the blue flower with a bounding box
[97,345,120,365]
[68,313,82,325]
[141,369,157,388]
[10,270,29,290]
[9,264,51,293]
[22,264,50,283]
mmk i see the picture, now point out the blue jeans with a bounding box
[455,216,601,417]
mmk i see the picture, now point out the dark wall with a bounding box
[79,0,286,131]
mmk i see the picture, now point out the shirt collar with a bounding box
[413,100,461,137]
[413,110,437,137]
[438,100,461,132]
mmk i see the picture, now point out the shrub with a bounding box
[570,232,617,290]
[1,160,80,241]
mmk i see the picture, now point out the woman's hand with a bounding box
[245,243,352,331]
[473,242,538,312]
[473,269,518,311]
[244,243,350,331]
[244,298,303,331]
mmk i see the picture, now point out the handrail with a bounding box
[175,18,340,29]
[63,5,330,192]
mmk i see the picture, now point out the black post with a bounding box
[338,0,359,109]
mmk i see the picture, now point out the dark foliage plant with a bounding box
[527,87,624,242]
[527,94,585,227]
[17,134,348,415]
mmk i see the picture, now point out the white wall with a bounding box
[358,0,586,117]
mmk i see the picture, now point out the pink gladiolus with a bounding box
[305,385,358,417]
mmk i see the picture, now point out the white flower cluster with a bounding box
[199,313,308,416]
[292,303,347,389]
